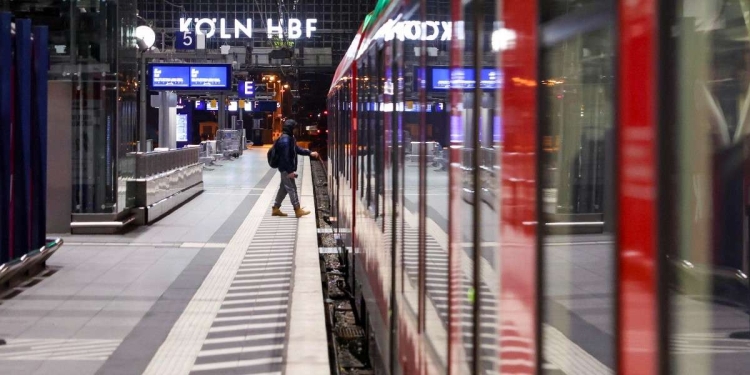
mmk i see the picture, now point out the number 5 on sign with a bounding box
[176,31,196,50]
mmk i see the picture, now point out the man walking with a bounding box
[272,119,318,218]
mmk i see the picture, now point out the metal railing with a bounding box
[132,147,200,179]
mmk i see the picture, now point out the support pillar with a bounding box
[158,91,177,149]
[218,93,227,130]
[139,52,147,152]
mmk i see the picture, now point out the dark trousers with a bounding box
[273,171,300,209]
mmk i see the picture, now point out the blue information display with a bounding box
[420,67,501,91]
[238,81,255,98]
[190,66,229,88]
[254,101,279,112]
[151,65,190,88]
[149,64,231,91]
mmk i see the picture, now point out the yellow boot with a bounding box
[294,207,311,218]
[272,207,288,217]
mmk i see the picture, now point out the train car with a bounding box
[327,0,750,374]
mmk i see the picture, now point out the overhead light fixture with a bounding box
[135,25,156,51]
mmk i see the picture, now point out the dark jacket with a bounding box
[276,132,310,173]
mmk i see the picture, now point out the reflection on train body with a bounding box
[326,0,750,374]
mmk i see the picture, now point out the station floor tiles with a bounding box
[0,149,327,375]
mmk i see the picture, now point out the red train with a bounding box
[326,0,750,374]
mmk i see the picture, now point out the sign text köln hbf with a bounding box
[179,18,318,39]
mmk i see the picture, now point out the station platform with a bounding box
[0,149,328,375]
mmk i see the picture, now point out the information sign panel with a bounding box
[420,67,501,91]
[151,65,190,88]
[190,66,229,88]
[238,81,255,98]
[149,64,231,90]
[175,31,196,50]
[176,114,188,142]
[253,101,278,112]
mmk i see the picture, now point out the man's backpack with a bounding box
[267,140,279,168]
[266,135,287,168]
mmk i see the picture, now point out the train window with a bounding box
[347,78,352,185]
[366,50,376,215]
[365,60,370,207]
[539,11,616,375]
[541,0,611,23]
[392,28,408,334]
[666,1,750,373]
[374,47,385,222]
[358,62,366,201]
[398,1,423,328]
[420,0,454,370]
[446,0,503,373]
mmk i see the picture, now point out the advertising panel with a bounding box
[176,114,188,142]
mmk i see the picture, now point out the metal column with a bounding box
[218,93,226,130]
[139,52,147,152]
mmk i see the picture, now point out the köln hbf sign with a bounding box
[179,18,318,39]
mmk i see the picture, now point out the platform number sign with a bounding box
[238,81,255,98]
[176,31,196,50]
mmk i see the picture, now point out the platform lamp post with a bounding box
[135,25,155,152]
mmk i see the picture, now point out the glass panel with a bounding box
[375,45,384,222]
[117,0,140,210]
[541,0,610,23]
[14,0,137,214]
[539,24,616,373]
[71,1,131,214]
[452,0,503,372]
[668,1,750,373]
[359,62,367,200]
[454,0,497,371]
[477,0,500,373]
[422,0,453,370]
[399,1,423,323]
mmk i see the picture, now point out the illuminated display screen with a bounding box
[151,66,190,88]
[253,101,279,112]
[419,67,500,91]
[176,114,188,142]
[149,64,232,90]
[190,66,229,88]
[238,81,255,98]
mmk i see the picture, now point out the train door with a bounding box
[537,3,618,375]
[463,0,620,374]
[444,0,504,374]
[659,0,750,374]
